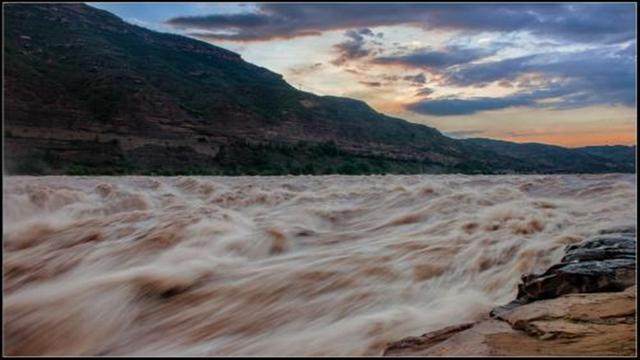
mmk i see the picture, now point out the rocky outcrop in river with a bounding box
[384,226,637,356]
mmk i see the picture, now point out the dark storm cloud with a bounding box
[166,3,635,44]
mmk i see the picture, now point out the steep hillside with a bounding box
[3,3,635,175]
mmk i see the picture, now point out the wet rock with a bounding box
[572,232,635,252]
[495,229,636,315]
[598,225,636,235]
[514,258,635,302]
[561,244,635,262]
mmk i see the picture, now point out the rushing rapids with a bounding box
[2,174,636,356]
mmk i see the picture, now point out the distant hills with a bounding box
[3,3,636,175]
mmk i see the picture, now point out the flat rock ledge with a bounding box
[383,226,637,356]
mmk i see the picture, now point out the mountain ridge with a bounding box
[3,3,636,175]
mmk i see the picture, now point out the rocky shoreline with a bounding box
[383,226,637,356]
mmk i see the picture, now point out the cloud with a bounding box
[165,3,635,44]
[407,43,636,116]
[415,87,435,97]
[166,4,421,41]
[403,73,427,86]
[446,43,635,88]
[359,81,382,87]
[407,94,537,116]
[331,28,377,66]
[373,46,496,69]
[354,28,374,38]
[288,62,323,76]
[372,73,426,87]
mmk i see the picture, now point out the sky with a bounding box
[89,2,637,147]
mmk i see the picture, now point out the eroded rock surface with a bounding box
[384,227,636,356]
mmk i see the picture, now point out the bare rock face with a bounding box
[384,227,636,356]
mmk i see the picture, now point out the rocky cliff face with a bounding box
[383,226,637,356]
[3,4,636,175]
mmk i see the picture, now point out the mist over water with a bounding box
[3,174,636,356]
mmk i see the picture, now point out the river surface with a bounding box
[3,174,636,355]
